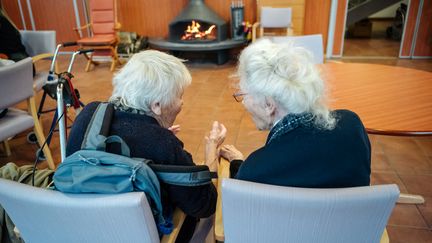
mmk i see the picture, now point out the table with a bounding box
[321,63,432,136]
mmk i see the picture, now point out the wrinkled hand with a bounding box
[204,121,227,172]
[168,124,181,135]
[220,144,244,161]
[205,121,226,147]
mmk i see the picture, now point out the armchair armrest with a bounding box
[252,22,294,42]
[73,23,91,32]
[215,158,230,242]
[31,53,54,63]
[73,24,92,38]
[161,208,187,243]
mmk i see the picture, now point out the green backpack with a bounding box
[53,103,216,234]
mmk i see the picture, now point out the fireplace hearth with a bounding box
[169,0,227,42]
[148,0,246,64]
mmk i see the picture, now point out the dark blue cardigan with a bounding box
[67,102,217,218]
[231,110,371,188]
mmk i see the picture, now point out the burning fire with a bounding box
[181,20,216,41]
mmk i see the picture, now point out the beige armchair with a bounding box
[19,30,57,93]
[214,158,395,243]
[0,177,186,243]
[0,58,55,169]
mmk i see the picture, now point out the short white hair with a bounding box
[110,50,191,112]
[237,39,335,129]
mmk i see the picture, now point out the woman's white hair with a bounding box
[237,39,336,130]
[110,50,191,113]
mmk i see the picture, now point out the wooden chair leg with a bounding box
[85,53,93,72]
[110,46,119,72]
[287,27,294,36]
[110,59,116,72]
[27,97,55,169]
[2,140,11,156]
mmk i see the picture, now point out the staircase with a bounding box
[347,0,402,26]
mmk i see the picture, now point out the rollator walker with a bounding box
[36,43,92,162]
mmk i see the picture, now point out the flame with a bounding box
[181,20,216,41]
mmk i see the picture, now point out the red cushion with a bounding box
[77,35,116,46]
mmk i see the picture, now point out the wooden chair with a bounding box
[215,159,397,243]
[0,178,185,243]
[74,0,121,72]
[252,7,293,42]
[0,58,55,169]
[252,0,307,42]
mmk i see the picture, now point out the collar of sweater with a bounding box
[266,113,314,145]
[109,99,160,126]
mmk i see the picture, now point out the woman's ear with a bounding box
[264,97,276,115]
[151,102,162,115]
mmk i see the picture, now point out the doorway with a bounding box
[343,0,408,58]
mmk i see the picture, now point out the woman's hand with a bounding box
[204,121,227,172]
[168,124,181,135]
[205,121,226,147]
[220,145,244,161]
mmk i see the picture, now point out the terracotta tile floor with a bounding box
[1,55,431,242]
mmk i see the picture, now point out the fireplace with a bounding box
[169,0,227,42]
[148,0,245,64]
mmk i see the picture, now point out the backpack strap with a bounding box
[149,164,217,186]
[81,103,115,150]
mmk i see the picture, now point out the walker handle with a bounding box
[78,49,94,55]
[62,42,77,47]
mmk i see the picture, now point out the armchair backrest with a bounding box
[221,178,399,243]
[271,34,324,64]
[0,178,160,243]
[19,30,56,57]
[260,7,292,28]
[0,57,33,110]
[89,0,117,36]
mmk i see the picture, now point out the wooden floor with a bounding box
[344,19,402,57]
[1,54,431,242]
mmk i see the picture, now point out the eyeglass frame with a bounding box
[232,92,248,102]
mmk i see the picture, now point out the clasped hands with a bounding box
[205,121,244,172]
[169,121,244,172]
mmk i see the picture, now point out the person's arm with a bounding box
[164,132,218,218]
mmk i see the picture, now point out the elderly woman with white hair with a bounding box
[67,50,225,242]
[219,40,371,188]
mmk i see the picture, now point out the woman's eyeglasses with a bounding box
[232,92,247,102]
